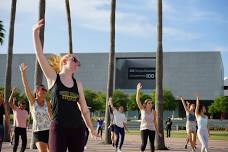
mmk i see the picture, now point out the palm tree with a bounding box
[32,0,45,149]
[155,0,166,149]
[4,0,17,141]
[34,0,45,89]
[0,20,5,45]
[104,0,116,144]
[65,0,73,53]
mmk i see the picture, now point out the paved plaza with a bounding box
[2,130,228,152]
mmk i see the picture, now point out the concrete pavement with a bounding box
[2,130,228,152]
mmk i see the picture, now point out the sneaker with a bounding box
[112,143,115,147]
[184,144,187,149]
[191,149,195,152]
[84,146,87,150]
[117,149,122,152]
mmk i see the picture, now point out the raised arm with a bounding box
[19,63,35,107]
[77,81,98,137]
[108,97,117,112]
[8,88,17,110]
[195,95,200,116]
[33,19,56,88]
[136,82,144,110]
[179,96,188,112]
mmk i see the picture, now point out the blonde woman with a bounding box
[20,63,51,152]
[195,95,209,152]
[179,96,197,152]
[33,19,97,152]
[136,83,162,152]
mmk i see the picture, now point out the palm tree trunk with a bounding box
[65,0,73,53]
[155,0,166,149]
[104,0,116,144]
[0,20,5,45]
[31,0,45,149]
[4,0,17,142]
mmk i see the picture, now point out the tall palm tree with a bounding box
[34,0,45,88]
[0,20,5,45]
[32,0,45,149]
[4,0,17,141]
[65,0,73,53]
[104,0,116,144]
[155,0,166,149]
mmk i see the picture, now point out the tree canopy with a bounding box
[209,96,228,113]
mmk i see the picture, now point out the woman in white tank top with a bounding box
[195,94,209,152]
[136,83,162,152]
[20,63,51,152]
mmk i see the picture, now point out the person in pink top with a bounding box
[9,88,29,152]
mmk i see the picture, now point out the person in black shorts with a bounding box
[20,63,51,152]
[33,19,98,152]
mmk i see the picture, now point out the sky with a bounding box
[0,0,228,77]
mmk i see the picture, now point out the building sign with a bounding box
[128,67,155,79]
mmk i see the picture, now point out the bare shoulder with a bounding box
[76,80,83,89]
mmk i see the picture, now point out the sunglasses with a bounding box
[71,57,81,66]
[40,87,47,92]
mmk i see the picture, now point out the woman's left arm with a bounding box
[77,81,97,137]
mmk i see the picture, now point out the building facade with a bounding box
[0,51,224,116]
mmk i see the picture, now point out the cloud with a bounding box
[164,27,202,40]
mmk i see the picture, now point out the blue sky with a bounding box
[0,0,228,77]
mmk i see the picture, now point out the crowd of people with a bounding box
[0,19,210,152]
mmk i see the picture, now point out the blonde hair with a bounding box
[48,54,73,73]
[143,99,153,109]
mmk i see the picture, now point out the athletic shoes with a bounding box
[185,144,187,149]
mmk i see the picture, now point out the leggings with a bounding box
[49,121,85,152]
[166,128,171,137]
[140,129,155,152]
[97,126,103,137]
[114,125,125,150]
[13,127,27,152]
[0,125,4,151]
[84,126,89,146]
[197,129,208,152]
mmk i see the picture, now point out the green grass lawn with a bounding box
[128,130,228,141]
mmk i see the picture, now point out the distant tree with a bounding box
[94,91,106,112]
[128,92,151,119]
[112,90,129,111]
[84,89,104,112]
[209,96,228,114]
[151,89,176,111]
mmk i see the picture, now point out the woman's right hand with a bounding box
[33,19,44,33]
[19,63,28,73]
[136,82,142,91]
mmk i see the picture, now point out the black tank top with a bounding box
[49,74,84,128]
[0,104,5,125]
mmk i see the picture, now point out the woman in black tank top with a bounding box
[33,19,98,152]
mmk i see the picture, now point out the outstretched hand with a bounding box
[136,82,142,91]
[19,63,28,73]
[90,129,101,140]
[33,19,44,33]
